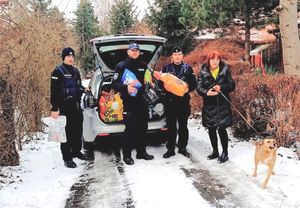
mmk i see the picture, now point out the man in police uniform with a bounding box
[50,47,88,168]
[112,42,154,165]
[162,46,197,158]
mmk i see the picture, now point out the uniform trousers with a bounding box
[60,99,83,161]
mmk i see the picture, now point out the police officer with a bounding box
[112,42,154,165]
[162,46,197,159]
[50,47,88,168]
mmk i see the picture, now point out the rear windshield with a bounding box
[96,42,161,70]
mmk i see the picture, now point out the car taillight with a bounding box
[97,133,110,136]
[160,128,168,131]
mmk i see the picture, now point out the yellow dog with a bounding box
[252,138,278,189]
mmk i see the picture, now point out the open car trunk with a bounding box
[90,35,166,75]
[89,35,167,124]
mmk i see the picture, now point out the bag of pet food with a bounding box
[153,71,188,97]
[99,90,123,122]
[121,68,142,96]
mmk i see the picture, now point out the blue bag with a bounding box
[121,68,142,96]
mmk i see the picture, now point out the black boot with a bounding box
[64,160,77,168]
[73,152,90,161]
[208,129,219,160]
[207,151,219,160]
[218,151,229,163]
[136,152,154,160]
[178,148,190,158]
[84,149,95,161]
[163,150,175,158]
[123,156,134,165]
[218,128,229,163]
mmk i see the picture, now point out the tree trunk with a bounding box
[244,0,251,65]
[279,0,300,76]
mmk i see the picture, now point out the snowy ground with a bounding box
[0,119,299,208]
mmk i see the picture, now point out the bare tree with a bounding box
[0,0,77,166]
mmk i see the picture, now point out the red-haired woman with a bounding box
[196,51,235,163]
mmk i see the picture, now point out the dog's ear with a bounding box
[274,139,280,148]
[257,141,264,146]
[249,139,257,145]
[272,139,279,149]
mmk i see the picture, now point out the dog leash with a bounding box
[219,91,260,135]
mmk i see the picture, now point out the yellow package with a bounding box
[99,90,123,122]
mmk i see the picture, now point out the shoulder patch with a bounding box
[113,73,119,80]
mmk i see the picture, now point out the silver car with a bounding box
[82,34,167,145]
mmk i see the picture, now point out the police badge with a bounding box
[113,73,119,80]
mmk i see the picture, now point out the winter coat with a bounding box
[196,61,235,129]
[50,63,84,112]
[112,58,148,113]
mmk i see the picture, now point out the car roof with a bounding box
[90,34,167,44]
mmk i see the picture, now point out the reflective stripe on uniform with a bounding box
[51,76,58,79]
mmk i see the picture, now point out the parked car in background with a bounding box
[82,34,167,148]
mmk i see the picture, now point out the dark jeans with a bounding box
[165,100,191,151]
[122,108,148,157]
[208,127,228,154]
[60,100,83,161]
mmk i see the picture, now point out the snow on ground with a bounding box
[188,119,300,208]
[0,133,85,208]
[0,119,300,208]
[124,147,212,208]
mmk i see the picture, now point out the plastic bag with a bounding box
[143,83,159,104]
[153,103,164,116]
[42,116,67,143]
[121,68,142,96]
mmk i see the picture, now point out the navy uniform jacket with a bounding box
[50,63,84,112]
[112,58,148,113]
[162,62,197,103]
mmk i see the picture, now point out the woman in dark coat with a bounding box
[196,51,235,163]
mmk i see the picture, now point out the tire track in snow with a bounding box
[65,144,135,208]
[181,167,233,207]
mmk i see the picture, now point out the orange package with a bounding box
[153,71,188,97]
[99,90,123,122]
